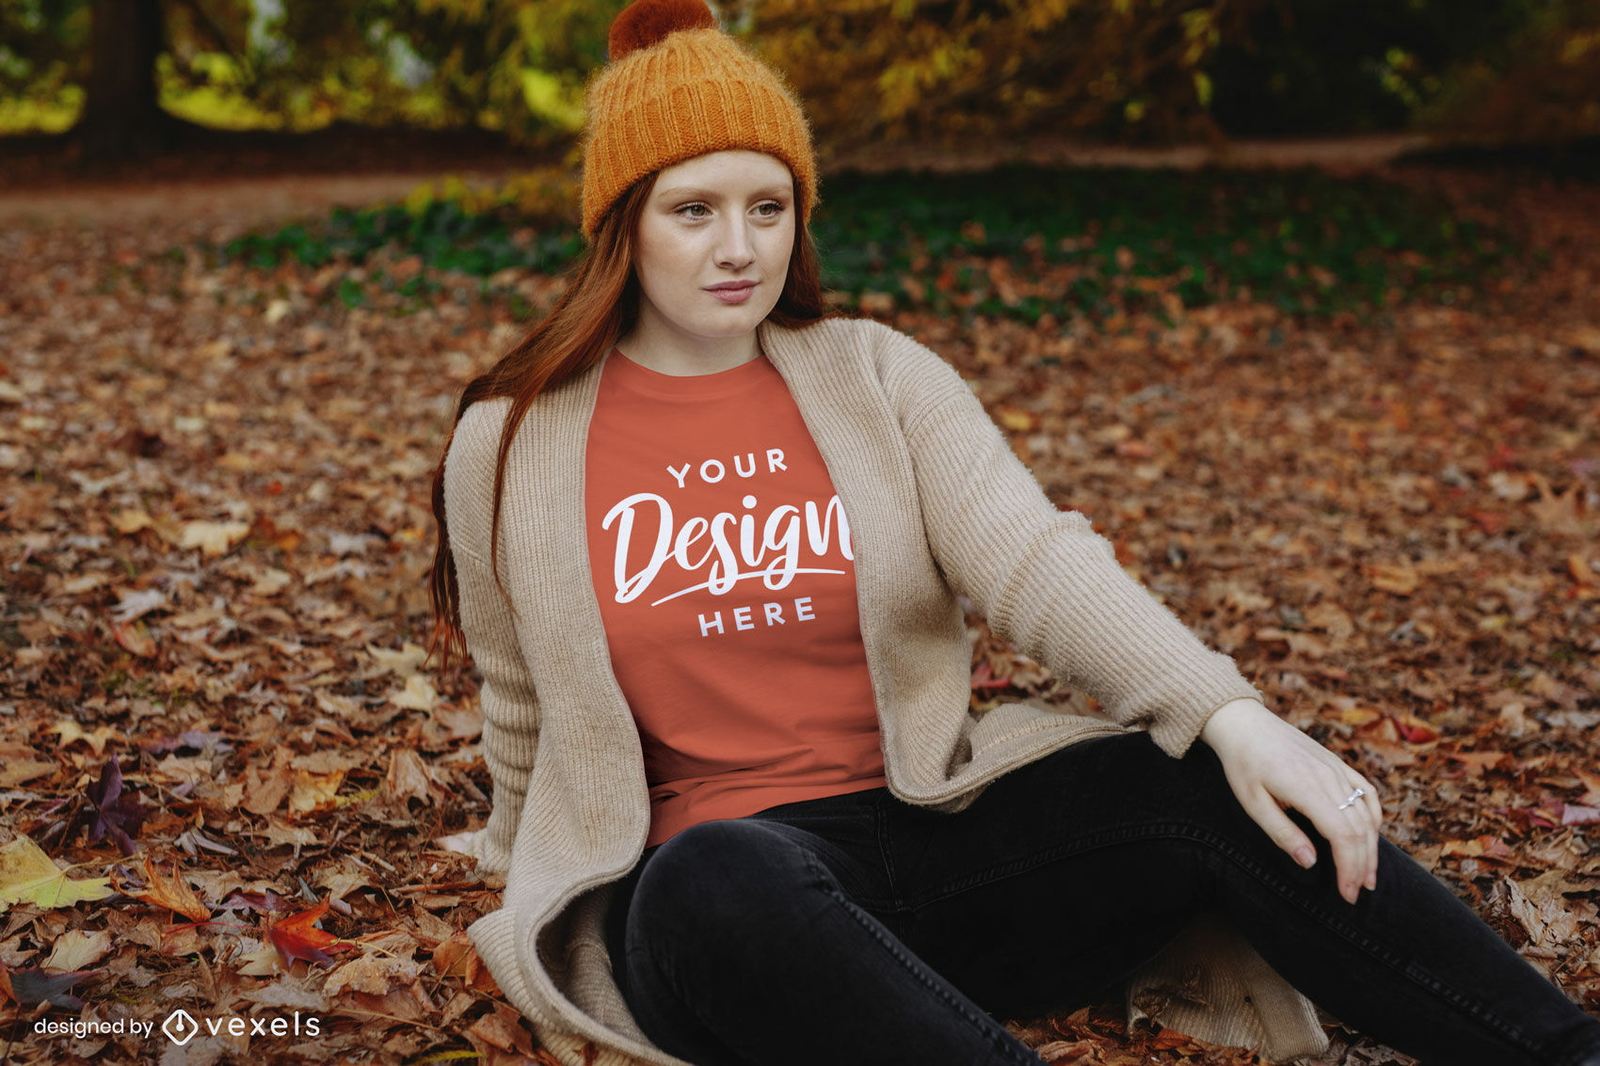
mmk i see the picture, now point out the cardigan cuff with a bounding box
[1144,682,1267,760]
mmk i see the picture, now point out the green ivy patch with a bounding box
[198,165,1512,324]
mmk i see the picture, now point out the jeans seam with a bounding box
[802,854,1040,1065]
[875,790,901,907]
[903,820,1545,1056]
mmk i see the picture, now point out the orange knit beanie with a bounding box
[579,0,818,241]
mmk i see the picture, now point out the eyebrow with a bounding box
[654,184,793,201]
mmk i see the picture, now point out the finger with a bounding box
[1339,776,1380,893]
[1311,784,1375,905]
[1360,780,1383,890]
[1238,787,1318,870]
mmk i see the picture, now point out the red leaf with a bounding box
[266,900,346,969]
[1391,713,1440,744]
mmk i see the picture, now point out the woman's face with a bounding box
[631,149,796,348]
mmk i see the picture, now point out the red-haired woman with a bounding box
[426,2,1600,1064]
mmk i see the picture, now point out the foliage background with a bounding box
[2,0,1599,149]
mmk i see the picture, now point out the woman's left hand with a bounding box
[1199,698,1382,905]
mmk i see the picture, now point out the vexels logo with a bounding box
[160,1008,321,1043]
[162,1010,199,1045]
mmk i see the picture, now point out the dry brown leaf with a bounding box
[119,856,211,923]
[1365,563,1419,596]
[243,749,295,816]
[385,748,433,805]
[44,929,114,971]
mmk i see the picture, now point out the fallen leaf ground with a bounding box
[0,160,1597,1066]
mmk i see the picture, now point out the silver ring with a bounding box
[1338,787,1367,810]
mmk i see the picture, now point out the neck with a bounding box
[614,320,762,377]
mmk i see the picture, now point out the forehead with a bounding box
[653,150,793,193]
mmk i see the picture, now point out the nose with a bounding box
[715,215,755,270]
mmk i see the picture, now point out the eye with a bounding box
[754,201,786,218]
[675,202,711,219]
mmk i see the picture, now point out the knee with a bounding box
[631,820,824,946]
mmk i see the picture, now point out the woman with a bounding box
[426,2,1600,1064]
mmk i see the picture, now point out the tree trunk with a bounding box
[77,0,179,163]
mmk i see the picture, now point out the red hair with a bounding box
[425,170,831,673]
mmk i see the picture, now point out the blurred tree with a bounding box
[1206,0,1538,136]
[82,0,199,158]
[383,0,620,144]
[1420,0,1600,143]
[740,0,1260,153]
[4,0,1597,164]
[0,0,619,160]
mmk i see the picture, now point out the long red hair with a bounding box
[425,169,832,672]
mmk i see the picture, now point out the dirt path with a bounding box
[0,166,521,230]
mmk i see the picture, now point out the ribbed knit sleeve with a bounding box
[443,399,543,874]
[878,328,1262,757]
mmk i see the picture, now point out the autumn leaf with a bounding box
[47,719,121,756]
[390,673,442,711]
[385,748,434,805]
[243,749,296,816]
[110,618,159,658]
[111,507,154,534]
[116,856,212,923]
[1390,714,1441,744]
[288,769,347,815]
[178,519,251,556]
[367,641,428,676]
[266,899,347,969]
[44,929,114,972]
[0,836,114,912]
[8,967,96,1010]
[111,586,167,623]
[1365,563,1420,596]
[83,755,151,856]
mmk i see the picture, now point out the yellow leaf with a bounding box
[179,520,251,556]
[367,642,428,678]
[112,508,153,534]
[0,836,114,913]
[997,409,1035,432]
[391,674,442,712]
[46,720,120,756]
[289,770,346,816]
[1336,706,1384,727]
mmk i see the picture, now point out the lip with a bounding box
[705,280,757,304]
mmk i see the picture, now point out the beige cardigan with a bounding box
[441,315,1330,1064]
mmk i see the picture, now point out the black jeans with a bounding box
[604,732,1600,1065]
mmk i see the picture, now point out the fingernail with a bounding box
[1295,847,1315,868]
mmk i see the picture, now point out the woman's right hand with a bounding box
[1200,698,1382,905]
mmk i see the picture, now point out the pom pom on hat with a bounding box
[608,0,717,61]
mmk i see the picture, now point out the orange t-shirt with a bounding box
[584,348,887,847]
